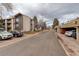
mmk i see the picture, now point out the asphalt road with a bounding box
[0,30,66,56]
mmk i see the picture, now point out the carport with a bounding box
[55,17,79,40]
[59,18,79,40]
[60,27,76,34]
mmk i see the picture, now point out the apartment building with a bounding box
[14,13,32,32]
[2,13,33,32]
[2,16,14,31]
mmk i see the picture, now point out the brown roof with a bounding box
[14,13,31,19]
[14,13,23,17]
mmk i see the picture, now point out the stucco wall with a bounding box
[15,14,23,31]
[23,15,31,32]
[61,18,79,28]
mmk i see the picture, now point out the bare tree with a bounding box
[0,3,13,28]
[1,3,13,11]
[39,19,47,30]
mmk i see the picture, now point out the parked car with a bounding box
[11,30,23,37]
[65,31,72,37]
[0,29,13,40]
[65,30,76,39]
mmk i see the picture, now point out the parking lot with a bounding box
[0,34,26,48]
[0,33,40,48]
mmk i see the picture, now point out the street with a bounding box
[0,30,66,56]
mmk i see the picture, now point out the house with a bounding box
[2,13,33,32]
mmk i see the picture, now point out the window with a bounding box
[16,18,19,22]
[16,24,19,27]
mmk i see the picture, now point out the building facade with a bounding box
[2,13,32,32]
[14,13,32,32]
[60,17,79,40]
[2,16,15,31]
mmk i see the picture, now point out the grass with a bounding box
[25,31,41,34]
[25,29,49,34]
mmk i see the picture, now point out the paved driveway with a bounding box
[0,30,66,56]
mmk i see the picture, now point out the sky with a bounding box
[1,3,79,26]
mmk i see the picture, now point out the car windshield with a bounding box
[3,31,8,33]
[0,28,5,32]
[12,30,20,33]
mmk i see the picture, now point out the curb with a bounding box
[56,33,70,56]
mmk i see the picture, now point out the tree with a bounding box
[0,6,4,28]
[33,16,38,24]
[52,18,59,29]
[0,20,3,28]
[43,22,47,29]
[0,3,14,28]
[33,16,38,31]
[1,3,13,11]
[38,20,47,30]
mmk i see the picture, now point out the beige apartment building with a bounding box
[2,13,33,32]
[2,16,15,31]
[14,13,32,32]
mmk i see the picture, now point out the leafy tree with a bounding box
[33,16,38,24]
[0,18,3,28]
[52,18,59,29]
[0,5,4,28]
[33,16,38,31]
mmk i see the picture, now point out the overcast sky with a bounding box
[1,3,79,26]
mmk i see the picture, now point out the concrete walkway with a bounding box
[57,33,79,56]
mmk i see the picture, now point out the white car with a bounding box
[65,31,73,37]
[0,31,13,40]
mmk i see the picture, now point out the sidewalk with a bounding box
[57,33,79,56]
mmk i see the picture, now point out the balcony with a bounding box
[7,21,11,23]
[7,25,11,28]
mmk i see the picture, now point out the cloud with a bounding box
[13,3,79,18]
[2,3,79,26]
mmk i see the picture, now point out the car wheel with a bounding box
[0,36,2,40]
